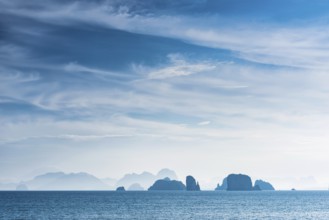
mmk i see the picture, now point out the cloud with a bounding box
[64,62,126,78]
[198,121,210,126]
[0,71,40,83]
[147,54,216,79]
[3,59,328,145]
[0,44,31,65]
[4,0,329,70]
[0,134,133,144]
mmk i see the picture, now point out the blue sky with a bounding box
[1,0,329,189]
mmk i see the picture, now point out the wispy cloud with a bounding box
[0,71,40,83]
[64,62,128,78]
[4,0,329,70]
[146,54,216,79]
[198,121,210,126]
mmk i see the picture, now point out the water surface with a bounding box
[1,191,328,219]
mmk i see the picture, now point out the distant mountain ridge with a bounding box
[23,172,109,190]
[116,168,178,189]
[0,168,179,191]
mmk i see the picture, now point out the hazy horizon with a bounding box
[1,0,329,190]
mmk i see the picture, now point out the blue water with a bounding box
[1,191,329,219]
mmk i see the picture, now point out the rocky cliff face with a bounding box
[254,180,275,190]
[253,185,261,191]
[215,177,227,190]
[227,174,253,191]
[186,176,201,191]
[148,178,186,190]
[116,186,125,191]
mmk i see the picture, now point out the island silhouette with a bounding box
[0,169,277,191]
[216,174,275,191]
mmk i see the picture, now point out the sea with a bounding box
[1,191,329,219]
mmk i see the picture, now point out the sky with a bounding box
[1,0,329,190]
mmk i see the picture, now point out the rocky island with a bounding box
[254,180,275,190]
[227,174,253,191]
[216,174,275,191]
[116,186,126,191]
[215,177,227,190]
[186,175,200,191]
[148,177,186,190]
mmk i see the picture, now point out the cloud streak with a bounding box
[147,54,216,79]
[4,0,329,70]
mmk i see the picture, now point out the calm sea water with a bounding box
[1,191,329,219]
